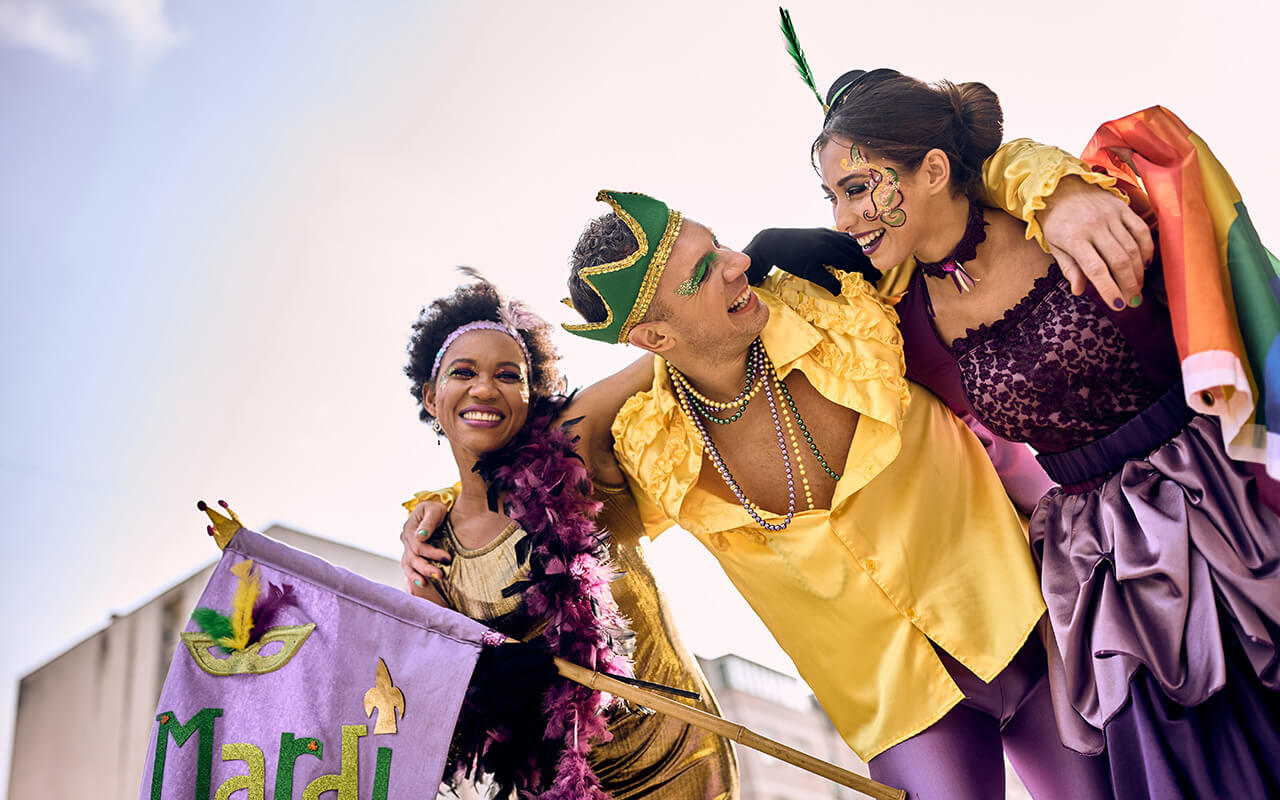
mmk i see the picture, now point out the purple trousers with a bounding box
[868,636,1113,800]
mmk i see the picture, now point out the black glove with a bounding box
[743,227,881,295]
[469,639,558,720]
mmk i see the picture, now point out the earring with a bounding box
[432,419,443,435]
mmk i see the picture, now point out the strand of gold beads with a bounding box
[773,361,841,482]
[775,375,815,510]
[667,361,760,410]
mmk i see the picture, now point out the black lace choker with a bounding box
[915,201,987,294]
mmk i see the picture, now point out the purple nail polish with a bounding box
[1112,298,1125,309]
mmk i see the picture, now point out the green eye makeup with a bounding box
[677,252,714,296]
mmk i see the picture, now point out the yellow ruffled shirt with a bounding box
[611,271,1047,760]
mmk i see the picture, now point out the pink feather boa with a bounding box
[447,396,631,799]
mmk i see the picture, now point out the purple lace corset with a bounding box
[943,265,1172,452]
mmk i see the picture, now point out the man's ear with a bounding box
[922,148,952,195]
[627,321,675,353]
[422,383,438,417]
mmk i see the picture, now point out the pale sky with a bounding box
[2,0,1277,791]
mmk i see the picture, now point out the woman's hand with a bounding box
[1039,176,1155,310]
[400,501,451,604]
[743,227,880,295]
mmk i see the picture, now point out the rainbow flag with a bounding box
[1081,106,1280,478]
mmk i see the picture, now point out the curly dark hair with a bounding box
[567,213,668,327]
[405,270,562,425]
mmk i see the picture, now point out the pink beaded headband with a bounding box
[429,321,532,382]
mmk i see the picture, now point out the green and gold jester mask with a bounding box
[563,190,683,344]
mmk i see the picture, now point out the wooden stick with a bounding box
[552,655,906,800]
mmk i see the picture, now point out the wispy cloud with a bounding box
[0,0,181,71]
[0,2,96,69]
[84,0,180,63]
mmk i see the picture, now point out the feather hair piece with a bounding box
[498,301,544,334]
[779,7,827,113]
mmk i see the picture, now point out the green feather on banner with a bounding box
[191,607,234,644]
[779,7,826,113]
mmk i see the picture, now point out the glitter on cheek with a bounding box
[879,167,907,228]
[839,148,907,229]
[676,255,711,296]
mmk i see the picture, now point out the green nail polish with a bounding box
[413,579,422,587]
[1129,294,1143,308]
[416,529,429,538]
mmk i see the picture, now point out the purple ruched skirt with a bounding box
[1032,394,1280,798]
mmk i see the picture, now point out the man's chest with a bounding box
[689,370,858,517]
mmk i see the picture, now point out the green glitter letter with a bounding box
[149,707,223,800]
[275,733,324,799]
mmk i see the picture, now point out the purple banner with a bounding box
[139,528,490,799]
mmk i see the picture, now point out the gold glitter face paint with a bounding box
[840,144,907,228]
[676,250,714,296]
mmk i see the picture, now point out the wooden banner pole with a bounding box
[551,656,907,800]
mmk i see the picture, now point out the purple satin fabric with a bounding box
[1104,633,1280,798]
[139,528,490,799]
[1032,414,1280,752]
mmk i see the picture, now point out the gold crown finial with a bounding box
[197,499,243,550]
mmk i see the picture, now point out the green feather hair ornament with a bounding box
[779,7,827,113]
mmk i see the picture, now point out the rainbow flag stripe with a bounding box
[1081,106,1280,477]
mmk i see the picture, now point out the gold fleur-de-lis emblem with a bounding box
[363,657,405,734]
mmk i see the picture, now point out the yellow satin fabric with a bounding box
[611,273,1046,761]
[404,486,738,799]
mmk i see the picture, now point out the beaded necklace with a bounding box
[667,339,841,531]
[669,351,763,425]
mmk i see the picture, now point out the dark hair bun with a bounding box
[941,80,1003,169]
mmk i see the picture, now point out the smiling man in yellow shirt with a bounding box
[560,189,1115,800]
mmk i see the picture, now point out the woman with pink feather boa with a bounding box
[397,272,739,800]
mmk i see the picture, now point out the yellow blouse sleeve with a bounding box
[610,365,701,541]
[402,484,461,513]
[982,138,1127,252]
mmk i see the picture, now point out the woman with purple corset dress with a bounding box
[809,69,1280,798]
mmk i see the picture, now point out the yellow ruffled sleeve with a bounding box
[982,137,1127,252]
[402,484,461,513]
[610,362,703,541]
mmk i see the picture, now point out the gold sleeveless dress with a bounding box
[433,482,738,799]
